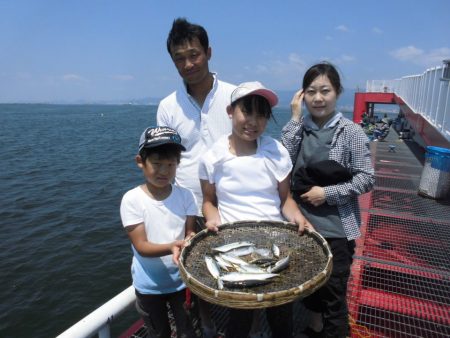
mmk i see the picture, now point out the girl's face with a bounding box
[303,75,338,126]
[228,103,268,142]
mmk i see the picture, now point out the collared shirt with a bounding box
[281,114,375,240]
[157,73,236,214]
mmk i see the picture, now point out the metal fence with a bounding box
[366,63,450,142]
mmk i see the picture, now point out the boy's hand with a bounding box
[171,239,186,265]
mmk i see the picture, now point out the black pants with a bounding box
[135,289,197,338]
[303,238,355,338]
[226,302,293,338]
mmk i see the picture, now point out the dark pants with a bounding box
[135,289,197,338]
[226,302,293,338]
[303,238,355,338]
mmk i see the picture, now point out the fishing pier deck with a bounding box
[347,128,450,337]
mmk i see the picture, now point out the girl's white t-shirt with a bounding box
[199,135,292,223]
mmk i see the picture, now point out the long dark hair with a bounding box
[303,62,343,95]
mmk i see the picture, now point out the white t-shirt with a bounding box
[157,74,236,214]
[198,135,292,223]
[120,184,197,294]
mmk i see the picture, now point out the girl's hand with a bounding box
[290,89,304,122]
[292,214,315,234]
[300,186,326,207]
[205,219,221,233]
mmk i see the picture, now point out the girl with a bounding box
[199,81,312,338]
[281,62,375,337]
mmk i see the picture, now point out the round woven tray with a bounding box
[179,220,332,309]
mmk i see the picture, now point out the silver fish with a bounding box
[267,255,290,273]
[205,255,220,279]
[235,264,268,274]
[212,241,255,253]
[219,272,279,283]
[228,246,255,257]
[214,255,233,271]
[220,253,250,267]
[272,243,280,258]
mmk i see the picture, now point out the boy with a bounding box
[120,126,197,338]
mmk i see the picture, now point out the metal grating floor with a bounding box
[348,129,450,337]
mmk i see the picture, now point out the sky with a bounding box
[0,0,449,104]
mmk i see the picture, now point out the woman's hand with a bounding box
[290,89,304,122]
[300,186,326,207]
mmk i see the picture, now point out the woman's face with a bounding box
[303,75,338,126]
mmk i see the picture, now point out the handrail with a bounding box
[56,286,136,338]
[366,62,450,142]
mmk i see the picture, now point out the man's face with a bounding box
[170,37,211,86]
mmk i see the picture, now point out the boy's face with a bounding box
[137,153,177,189]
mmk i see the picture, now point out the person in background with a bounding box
[120,126,197,338]
[200,81,313,338]
[156,17,236,337]
[373,118,390,141]
[281,62,375,337]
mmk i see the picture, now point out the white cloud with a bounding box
[62,74,88,82]
[372,27,383,34]
[111,74,134,81]
[390,46,450,66]
[336,25,349,32]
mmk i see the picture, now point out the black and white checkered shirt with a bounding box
[281,116,375,240]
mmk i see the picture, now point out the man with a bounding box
[156,17,236,338]
[157,17,236,215]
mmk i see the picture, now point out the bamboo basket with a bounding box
[179,220,332,309]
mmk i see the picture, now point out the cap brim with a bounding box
[139,140,186,152]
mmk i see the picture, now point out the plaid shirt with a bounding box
[281,116,375,240]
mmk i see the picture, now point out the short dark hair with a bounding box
[139,144,182,164]
[166,18,209,55]
[231,95,274,121]
[303,62,343,96]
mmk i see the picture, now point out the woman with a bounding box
[281,62,375,337]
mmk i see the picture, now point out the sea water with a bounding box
[0,103,353,337]
[0,104,296,337]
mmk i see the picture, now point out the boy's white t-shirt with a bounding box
[199,135,292,223]
[120,184,197,294]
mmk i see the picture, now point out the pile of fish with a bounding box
[204,241,290,289]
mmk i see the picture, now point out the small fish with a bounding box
[212,241,255,253]
[205,255,220,279]
[219,272,279,283]
[267,255,290,273]
[228,246,255,257]
[272,243,280,258]
[252,248,273,258]
[214,255,233,271]
[235,264,268,274]
[249,257,277,265]
[220,253,250,267]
